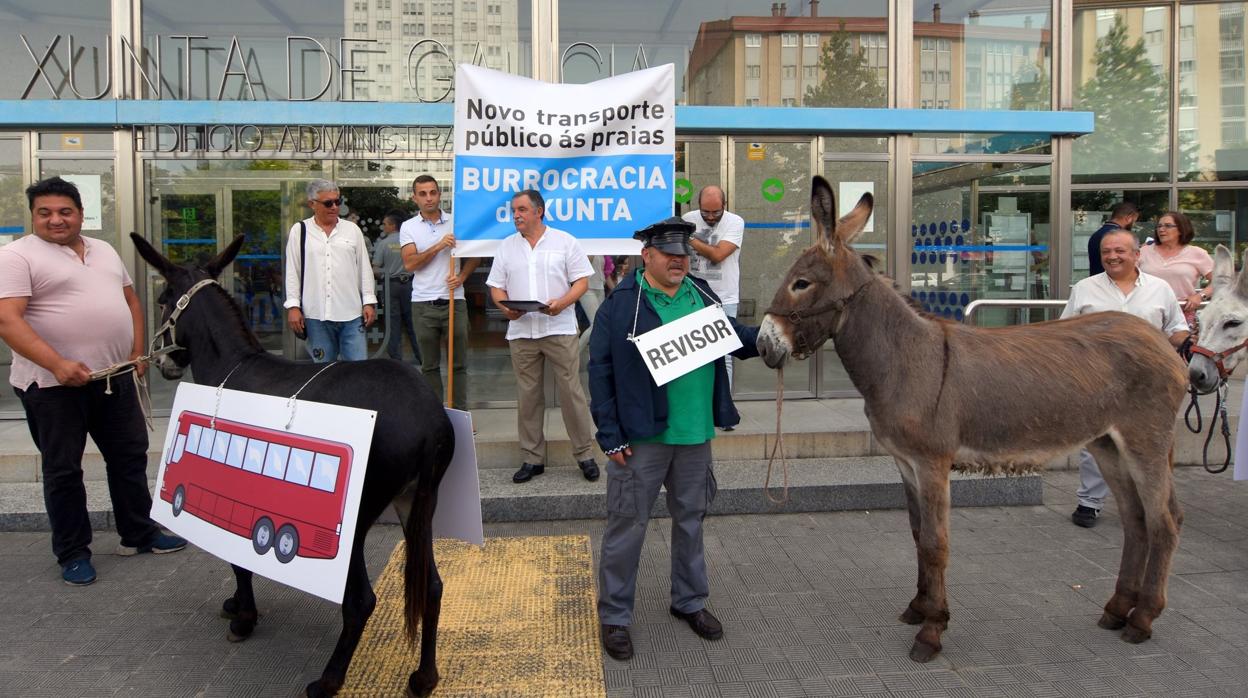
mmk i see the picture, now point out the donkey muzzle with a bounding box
[757,316,791,368]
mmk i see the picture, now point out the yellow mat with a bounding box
[340,535,606,697]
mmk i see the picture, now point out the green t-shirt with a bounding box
[634,270,716,445]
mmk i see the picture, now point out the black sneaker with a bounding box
[578,459,600,481]
[1071,505,1099,528]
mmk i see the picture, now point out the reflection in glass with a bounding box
[911,162,1051,328]
[1178,3,1248,182]
[912,1,1050,112]
[1179,188,1248,261]
[561,1,886,107]
[141,0,531,102]
[0,2,109,100]
[1073,7,1170,183]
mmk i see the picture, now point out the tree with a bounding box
[1073,15,1169,182]
[804,25,886,108]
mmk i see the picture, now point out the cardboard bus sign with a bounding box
[152,383,375,603]
[631,304,742,386]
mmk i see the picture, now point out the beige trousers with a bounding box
[509,334,597,465]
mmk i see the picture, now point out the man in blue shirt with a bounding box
[1086,201,1139,276]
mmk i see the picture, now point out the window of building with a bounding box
[781,97,796,107]
[745,97,760,106]
[746,65,760,79]
[781,33,798,47]
[782,65,796,79]
[745,33,762,47]
[804,33,819,47]
[803,65,817,80]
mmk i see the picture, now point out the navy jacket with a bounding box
[588,271,761,453]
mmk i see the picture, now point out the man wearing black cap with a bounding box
[589,216,760,661]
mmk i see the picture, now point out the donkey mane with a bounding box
[198,274,264,353]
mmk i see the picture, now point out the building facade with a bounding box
[0,0,1242,416]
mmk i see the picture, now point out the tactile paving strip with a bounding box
[340,535,606,697]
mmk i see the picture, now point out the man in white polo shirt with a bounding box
[0,176,185,587]
[682,185,745,393]
[1061,229,1189,528]
[400,174,480,410]
[487,189,600,484]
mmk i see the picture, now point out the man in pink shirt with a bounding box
[0,177,185,586]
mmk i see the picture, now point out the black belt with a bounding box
[416,298,450,307]
[390,273,412,283]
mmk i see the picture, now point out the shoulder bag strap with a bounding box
[299,221,306,306]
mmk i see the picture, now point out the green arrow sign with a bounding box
[674,178,693,204]
[761,178,785,203]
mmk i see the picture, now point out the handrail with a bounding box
[962,299,1067,325]
[963,298,1209,325]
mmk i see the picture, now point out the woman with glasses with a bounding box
[1139,211,1213,328]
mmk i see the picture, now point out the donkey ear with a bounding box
[130,232,179,277]
[1233,244,1248,300]
[836,192,874,247]
[204,235,246,279]
[812,176,837,252]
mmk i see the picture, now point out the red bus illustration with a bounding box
[159,411,355,563]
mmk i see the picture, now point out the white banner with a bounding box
[631,304,742,386]
[152,383,374,604]
[453,63,675,257]
[433,409,484,545]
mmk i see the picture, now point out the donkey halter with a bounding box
[1189,338,1248,383]
[149,278,219,360]
[766,281,871,357]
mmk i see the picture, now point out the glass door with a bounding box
[0,136,26,417]
[729,137,816,399]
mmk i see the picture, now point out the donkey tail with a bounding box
[402,484,436,644]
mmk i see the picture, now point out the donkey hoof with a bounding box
[407,669,440,698]
[226,619,256,643]
[219,597,239,620]
[899,606,924,625]
[1097,611,1128,630]
[909,639,941,663]
[1120,624,1152,644]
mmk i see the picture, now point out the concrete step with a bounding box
[0,380,1239,484]
[0,456,1042,532]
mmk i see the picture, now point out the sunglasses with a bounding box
[1155,222,1177,229]
[315,198,342,207]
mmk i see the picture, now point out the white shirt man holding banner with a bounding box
[588,217,760,661]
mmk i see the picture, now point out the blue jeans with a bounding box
[304,317,367,362]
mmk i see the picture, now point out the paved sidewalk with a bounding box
[1,469,1245,697]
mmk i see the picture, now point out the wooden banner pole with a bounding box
[445,254,456,409]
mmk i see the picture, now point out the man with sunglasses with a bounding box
[682,186,745,405]
[284,179,377,362]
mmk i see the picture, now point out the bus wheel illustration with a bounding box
[275,524,299,564]
[252,517,275,555]
[172,486,185,516]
